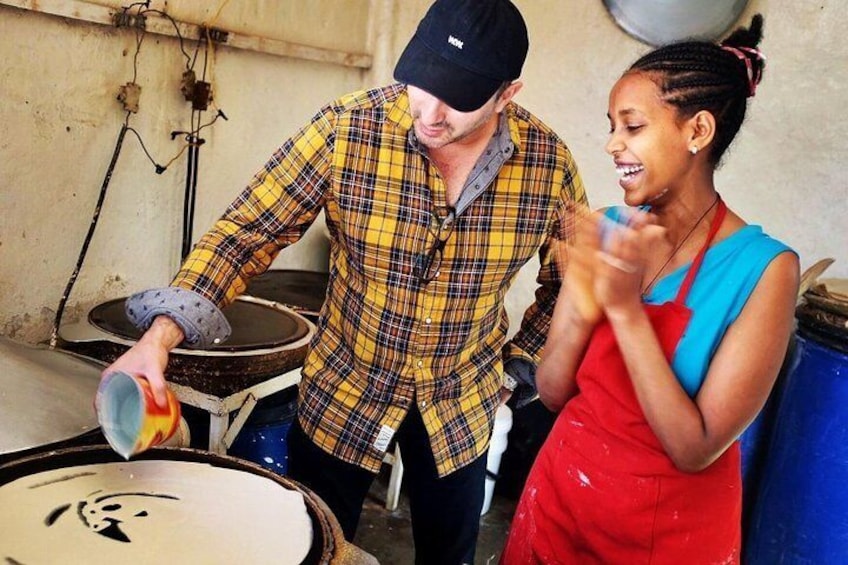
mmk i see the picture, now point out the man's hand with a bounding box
[100,316,184,407]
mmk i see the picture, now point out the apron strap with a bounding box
[674,196,727,304]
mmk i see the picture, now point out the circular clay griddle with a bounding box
[0,446,372,565]
[59,296,314,397]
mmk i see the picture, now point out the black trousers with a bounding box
[288,406,487,565]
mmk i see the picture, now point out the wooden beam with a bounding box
[0,0,372,69]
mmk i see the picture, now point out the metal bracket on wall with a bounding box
[200,26,229,44]
[112,9,146,31]
[0,0,372,69]
[116,82,141,113]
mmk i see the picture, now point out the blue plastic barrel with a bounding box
[229,387,298,475]
[745,332,848,564]
[739,401,777,533]
[740,410,768,486]
[739,336,798,538]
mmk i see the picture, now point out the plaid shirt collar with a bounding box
[387,88,521,216]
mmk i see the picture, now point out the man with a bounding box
[104,0,587,562]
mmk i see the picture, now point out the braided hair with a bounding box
[627,15,766,166]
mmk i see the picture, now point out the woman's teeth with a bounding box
[616,164,644,180]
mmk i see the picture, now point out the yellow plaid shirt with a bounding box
[172,84,587,476]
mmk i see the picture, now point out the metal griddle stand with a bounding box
[170,370,404,512]
[168,367,302,455]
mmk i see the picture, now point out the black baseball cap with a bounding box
[394,0,529,112]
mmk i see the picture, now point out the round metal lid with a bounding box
[88,296,310,352]
[0,337,102,455]
[245,269,330,315]
[602,0,750,46]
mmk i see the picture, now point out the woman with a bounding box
[501,15,799,564]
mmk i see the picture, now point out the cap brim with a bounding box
[394,35,502,112]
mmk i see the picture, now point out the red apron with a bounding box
[503,200,742,564]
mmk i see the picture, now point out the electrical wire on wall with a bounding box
[49,0,229,348]
[176,0,232,261]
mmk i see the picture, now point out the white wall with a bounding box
[2,0,845,343]
[0,0,369,341]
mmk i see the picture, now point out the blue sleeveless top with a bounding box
[605,206,795,397]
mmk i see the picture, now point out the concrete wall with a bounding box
[1,0,845,344]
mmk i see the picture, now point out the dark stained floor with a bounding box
[353,466,518,565]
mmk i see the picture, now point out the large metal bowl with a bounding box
[602,0,750,46]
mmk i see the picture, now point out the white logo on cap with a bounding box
[448,35,464,49]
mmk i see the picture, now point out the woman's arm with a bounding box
[536,213,604,411]
[536,285,597,411]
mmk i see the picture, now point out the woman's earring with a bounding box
[689,146,699,155]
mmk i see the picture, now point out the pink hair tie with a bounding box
[722,45,766,97]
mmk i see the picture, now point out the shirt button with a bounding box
[419,400,427,409]
[425,317,432,324]
[416,360,423,368]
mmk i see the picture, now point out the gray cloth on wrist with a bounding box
[125,287,231,350]
[504,357,539,409]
